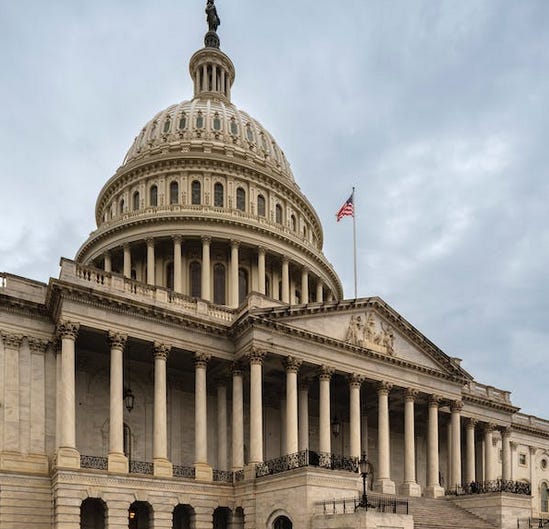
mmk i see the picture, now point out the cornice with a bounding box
[0,292,50,322]
[462,393,520,414]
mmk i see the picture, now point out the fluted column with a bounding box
[146,238,155,285]
[173,236,182,293]
[153,342,172,477]
[217,381,228,471]
[123,244,131,278]
[501,427,511,481]
[299,381,309,451]
[484,423,495,482]
[301,268,309,304]
[201,236,211,301]
[426,395,444,497]
[281,257,290,304]
[375,381,395,494]
[284,356,302,455]
[194,352,212,480]
[451,400,463,489]
[230,240,240,308]
[248,349,266,464]
[257,247,266,295]
[349,374,363,459]
[318,365,334,462]
[401,388,421,496]
[2,333,22,453]
[316,281,323,303]
[55,321,80,468]
[104,252,112,273]
[231,363,244,471]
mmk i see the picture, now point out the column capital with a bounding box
[201,235,212,244]
[0,332,23,349]
[108,331,127,350]
[500,426,512,438]
[232,361,244,376]
[146,237,155,247]
[247,347,267,365]
[123,242,131,250]
[301,266,309,275]
[258,245,266,255]
[299,379,310,391]
[283,356,302,373]
[510,441,518,450]
[428,394,443,407]
[450,400,464,413]
[348,373,365,388]
[465,417,478,429]
[56,321,80,341]
[153,342,171,361]
[28,337,50,353]
[318,364,335,380]
[194,352,211,368]
[230,239,240,249]
[172,235,182,244]
[377,380,393,395]
[405,388,419,401]
[483,422,497,434]
[282,256,289,264]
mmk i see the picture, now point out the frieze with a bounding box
[345,312,395,355]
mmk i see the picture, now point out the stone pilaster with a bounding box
[28,338,49,458]
[1,333,23,453]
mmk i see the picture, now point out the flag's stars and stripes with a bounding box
[336,193,354,221]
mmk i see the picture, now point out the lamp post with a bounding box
[359,452,369,509]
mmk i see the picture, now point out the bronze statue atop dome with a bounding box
[206,0,220,33]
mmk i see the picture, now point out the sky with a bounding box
[1,1,548,418]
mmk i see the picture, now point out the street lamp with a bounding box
[359,452,369,509]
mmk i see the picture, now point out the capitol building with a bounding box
[1,4,548,529]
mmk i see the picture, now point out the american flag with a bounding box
[336,192,354,221]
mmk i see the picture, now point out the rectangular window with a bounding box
[519,453,527,466]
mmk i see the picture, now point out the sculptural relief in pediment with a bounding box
[345,312,395,355]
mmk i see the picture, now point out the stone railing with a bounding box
[446,480,531,496]
[513,414,549,432]
[59,259,235,324]
[463,381,512,405]
[315,493,409,515]
[516,517,549,528]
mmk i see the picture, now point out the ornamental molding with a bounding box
[345,312,395,356]
[55,321,80,341]
[108,331,128,350]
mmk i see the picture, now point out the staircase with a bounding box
[408,497,497,529]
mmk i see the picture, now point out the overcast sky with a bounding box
[1,1,548,418]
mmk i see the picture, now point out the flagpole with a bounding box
[352,186,357,299]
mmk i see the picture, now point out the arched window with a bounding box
[213,115,222,131]
[129,502,152,529]
[191,181,201,205]
[119,198,125,215]
[149,185,158,207]
[179,113,187,130]
[170,181,179,205]
[196,112,204,129]
[236,187,246,211]
[238,268,248,305]
[275,204,283,224]
[214,182,224,207]
[166,262,174,290]
[213,507,231,529]
[291,214,297,231]
[542,482,549,513]
[163,118,171,134]
[133,191,140,211]
[230,119,238,136]
[190,261,201,298]
[80,498,106,529]
[257,194,266,217]
[173,505,194,529]
[246,124,254,142]
[213,264,226,305]
[273,516,292,529]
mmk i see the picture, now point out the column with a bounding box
[55,321,80,468]
[298,381,309,451]
[221,68,226,97]
[465,418,477,485]
[446,420,452,488]
[146,238,155,285]
[202,64,207,91]
[104,252,112,273]
[484,423,495,482]
[349,374,363,459]
[316,280,323,303]
[153,342,172,477]
[217,381,228,471]
[301,268,309,304]
[272,267,280,300]
[375,381,395,494]
[2,333,22,453]
[230,240,239,308]
[194,352,212,480]
[401,389,421,496]
[501,427,511,481]
[28,338,48,459]
[201,236,211,301]
[248,349,266,464]
[281,258,290,303]
[426,395,444,497]
[510,441,517,481]
[451,400,463,489]
[284,356,302,455]
[231,363,244,471]
[107,331,128,472]
[318,365,334,465]
[123,244,131,278]
[257,247,266,295]
[173,236,182,293]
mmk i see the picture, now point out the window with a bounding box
[246,124,254,142]
[119,198,125,214]
[214,263,226,305]
[179,113,187,130]
[273,516,292,529]
[230,119,238,136]
[238,268,248,305]
[542,483,549,513]
[191,181,201,205]
[166,262,174,290]
[236,187,246,211]
[291,214,297,231]
[170,181,179,205]
[257,194,266,217]
[196,112,204,129]
[275,204,283,224]
[190,261,201,298]
[213,115,221,131]
[163,118,171,134]
[265,275,271,297]
[133,191,140,211]
[519,453,527,466]
[149,185,158,207]
[214,183,224,207]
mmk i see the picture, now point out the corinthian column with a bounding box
[257,247,266,295]
[281,258,290,304]
[146,238,155,285]
[375,381,395,494]
[425,395,444,497]
[248,349,266,464]
[108,331,128,473]
[173,236,182,293]
[201,236,211,302]
[400,389,421,496]
[451,400,463,489]
[230,240,240,308]
[284,356,302,455]
[194,352,212,480]
[349,374,363,459]
[217,381,228,471]
[28,338,49,458]
[55,321,80,468]
[153,342,172,477]
[301,268,309,304]
[318,365,334,465]
[484,423,495,482]
[501,428,511,481]
[299,381,309,451]
[232,363,244,470]
[465,418,477,484]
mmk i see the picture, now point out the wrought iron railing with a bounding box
[129,460,154,475]
[213,470,234,483]
[173,465,196,479]
[517,517,549,528]
[80,455,108,470]
[446,480,531,496]
[316,493,409,515]
[234,469,245,482]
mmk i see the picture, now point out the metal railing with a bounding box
[173,465,196,479]
[80,455,108,470]
[316,493,409,515]
[517,518,549,528]
[213,470,234,483]
[129,460,154,475]
[446,480,531,496]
